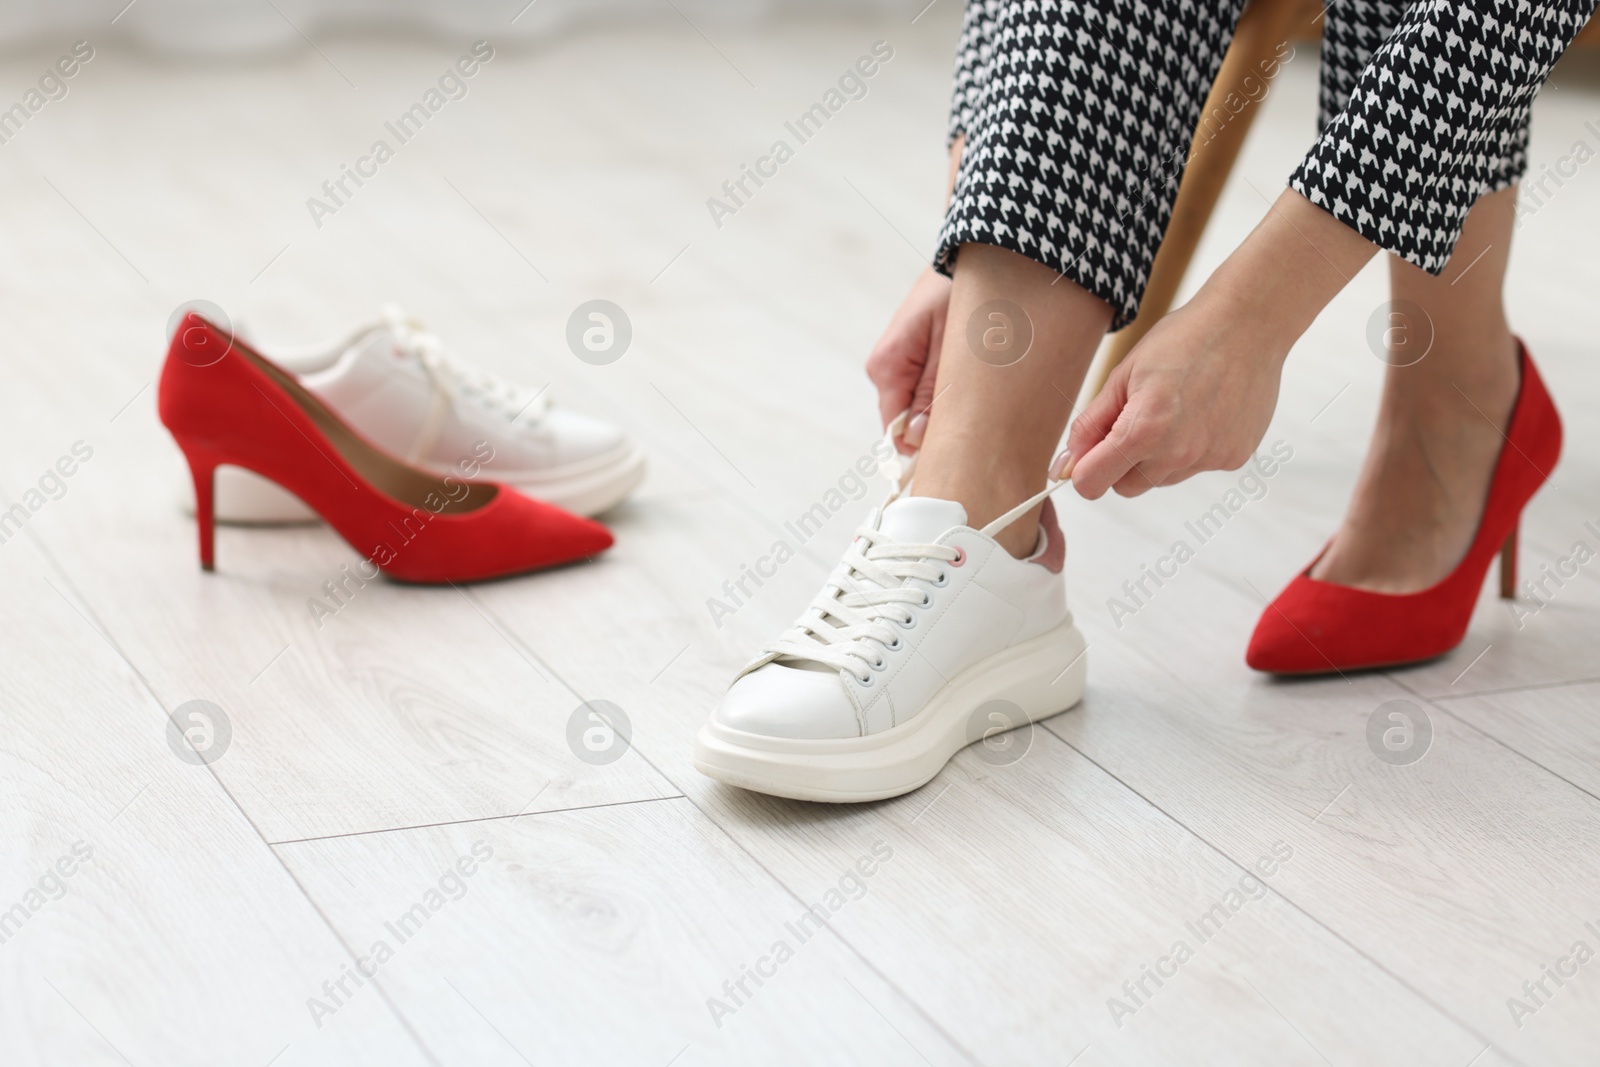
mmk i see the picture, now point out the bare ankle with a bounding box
[1383,334,1520,425]
[993,511,1042,559]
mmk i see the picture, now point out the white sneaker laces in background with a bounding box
[371,305,551,463]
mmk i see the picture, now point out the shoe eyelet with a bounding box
[854,672,873,686]
[870,656,888,671]
[895,613,918,630]
[885,636,903,652]
[932,570,950,588]
[919,592,933,608]
[950,547,967,567]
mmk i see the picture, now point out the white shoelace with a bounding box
[766,530,962,685]
[761,412,1063,685]
[372,305,550,459]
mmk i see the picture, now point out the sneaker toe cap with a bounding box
[713,663,861,741]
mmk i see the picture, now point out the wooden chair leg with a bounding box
[1085,0,1304,398]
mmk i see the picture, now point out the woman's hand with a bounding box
[866,136,968,452]
[1065,300,1287,497]
[1066,188,1377,497]
[865,266,952,452]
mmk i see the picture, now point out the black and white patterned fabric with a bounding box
[936,0,1596,330]
[1292,0,1595,270]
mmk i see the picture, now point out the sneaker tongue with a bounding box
[774,495,967,674]
[878,497,967,543]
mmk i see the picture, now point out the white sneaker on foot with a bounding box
[694,440,1085,802]
[194,306,646,522]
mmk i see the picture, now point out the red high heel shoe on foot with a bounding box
[159,313,613,582]
[1246,342,1561,674]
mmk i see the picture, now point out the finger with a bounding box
[903,365,942,450]
[871,342,921,431]
[1065,361,1129,463]
[1071,426,1146,499]
[1110,464,1163,498]
[1049,448,1074,481]
[1116,453,1213,496]
[1112,449,1194,497]
[901,413,927,450]
[1155,465,1201,488]
[1068,377,1144,500]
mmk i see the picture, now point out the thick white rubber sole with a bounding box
[197,445,647,524]
[693,620,1087,803]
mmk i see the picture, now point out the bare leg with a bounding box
[913,243,1113,557]
[1310,186,1521,592]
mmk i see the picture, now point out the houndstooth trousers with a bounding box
[935,0,1598,329]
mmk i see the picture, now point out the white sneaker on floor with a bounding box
[694,441,1086,803]
[192,305,646,522]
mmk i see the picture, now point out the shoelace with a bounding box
[372,305,550,460]
[761,412,1063,685]
[766,529,962,685]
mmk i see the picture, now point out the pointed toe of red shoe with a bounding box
[380,490,614,584]
[514,493,615,564]
[574,513,615,557]
[1246,572,1469,675]
[1245,584,1334,674]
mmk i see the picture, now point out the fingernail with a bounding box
[905,412,929,447]
[1049,449,1073,480]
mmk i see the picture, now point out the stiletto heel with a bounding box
[1247,342,1562,674]
[158,313,613,583]
[181,445,219,572]
[1499,524,1518,600]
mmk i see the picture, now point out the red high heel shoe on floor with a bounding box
[1247,342,1561,675]
[159,313,613,583]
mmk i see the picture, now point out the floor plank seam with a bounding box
[518,649,990,1067]
[24,523,452,1066]
[265,793,689,847]
[260,838,452,1067]
[1036,719,1530,1067]
[1389,674,1600,810]
[1422,672,1600,703]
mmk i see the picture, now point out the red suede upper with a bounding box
[1246,344,1561,674]
[159,313,613,583]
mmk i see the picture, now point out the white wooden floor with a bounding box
[3,10,1599,1067]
